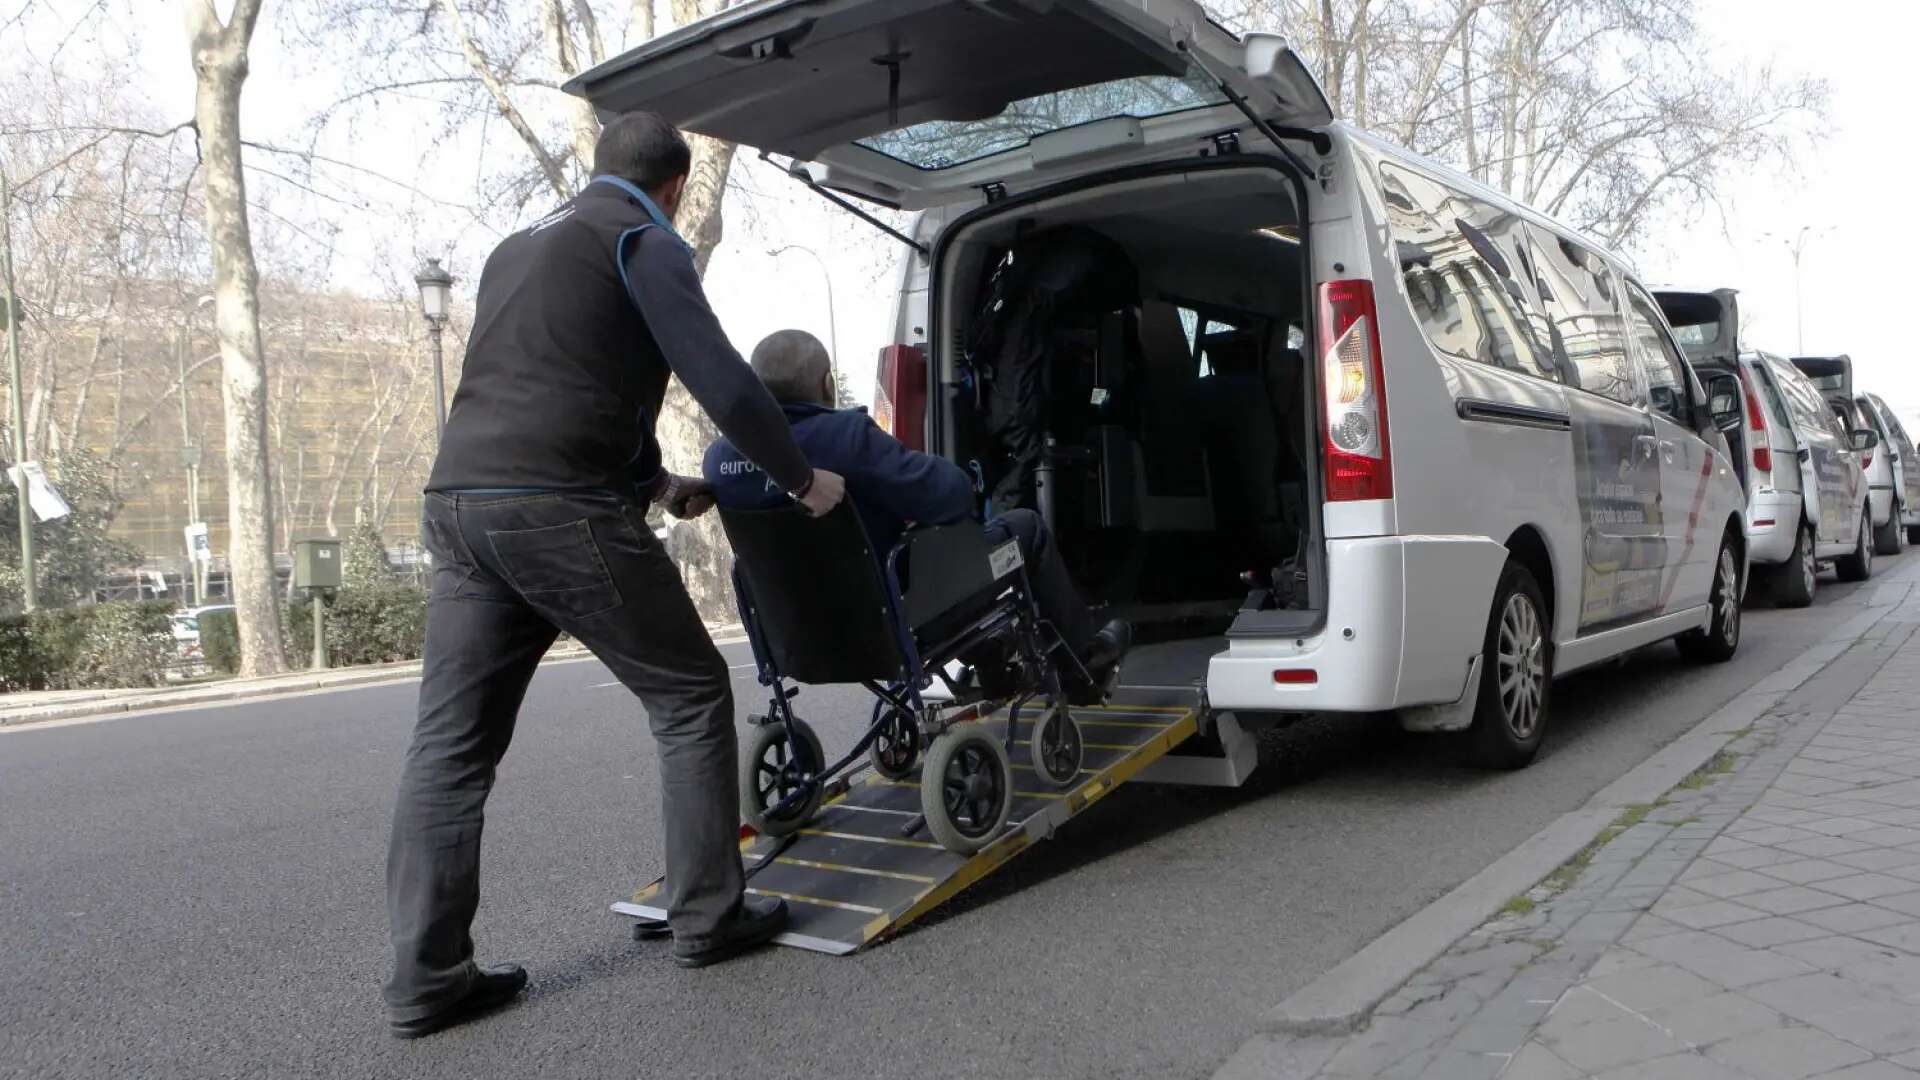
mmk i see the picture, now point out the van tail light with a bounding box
[1738,368,1772,476]
[1863,449,1875,469]
[873,344,928,451]
[1319,280,1392,501]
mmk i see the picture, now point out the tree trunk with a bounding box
[654,129,739,620]
[185,0,286,676]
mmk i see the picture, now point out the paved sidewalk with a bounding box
[1225,576,1920,1079]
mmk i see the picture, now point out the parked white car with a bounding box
[570,0,1747,768]
[1860,393,1920,546]
[1655,291,1874,606]
[1854,391,1913,554]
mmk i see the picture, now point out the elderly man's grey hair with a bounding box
[750,329,834,406]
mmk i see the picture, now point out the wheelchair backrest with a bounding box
[718,503,908,686]
[895,523,1015,640]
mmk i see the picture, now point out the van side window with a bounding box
[1525,224,1638,406]
[1624,286,1691,424]
[1377,163,1557,382]
[1775,363,1831,438]
[1749,364,1794,431]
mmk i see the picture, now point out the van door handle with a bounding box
[1633,434,1658,461]
[1657,439,1677,464]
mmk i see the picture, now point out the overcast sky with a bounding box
[113,0,1918,426]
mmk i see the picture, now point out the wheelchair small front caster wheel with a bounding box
[921,725,1013,854]
[869,705,920,781]
[742,718,825,837]
[1029,706,1083,789]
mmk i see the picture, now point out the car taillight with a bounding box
[1738,368,1772,475]
[1319,280,1391,501]
[873,344,927,451]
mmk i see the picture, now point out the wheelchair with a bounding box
[720,501,1097,854]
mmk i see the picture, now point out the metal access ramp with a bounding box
[612,692,1216,954]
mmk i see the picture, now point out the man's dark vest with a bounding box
[426,182,671,497]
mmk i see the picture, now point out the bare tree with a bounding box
[184,0,287,675]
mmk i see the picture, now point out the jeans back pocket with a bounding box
[487,519,623,620]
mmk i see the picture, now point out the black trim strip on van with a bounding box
[1454,398,1573,431]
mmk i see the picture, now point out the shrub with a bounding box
[0,600,175,691]
[286,584,427,669]
[342,521,392,589]
[199,607,241,675]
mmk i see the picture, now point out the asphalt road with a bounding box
[0,560,1899,1080]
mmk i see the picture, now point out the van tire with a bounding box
[1678,534,1742,663]
[1909,524,1920,546]
[1837,510,1874,583]
[1770,522,1817,608]
[1876,505,1906,556]
[1466,561,1552,770]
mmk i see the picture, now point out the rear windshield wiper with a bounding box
[761,151,928,256]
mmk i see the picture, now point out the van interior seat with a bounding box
[1132,299,1214,532]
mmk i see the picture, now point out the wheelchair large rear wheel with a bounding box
[921,726,1013,854]
[868,705,920,781]
[1029,706,1084,789]
[742,719,825,837]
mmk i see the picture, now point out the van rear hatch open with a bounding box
[1652,287,1739,371]
[1792,355,1854,406]
[562,0,1330,209]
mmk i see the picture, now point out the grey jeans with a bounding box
[384,491,741,1020]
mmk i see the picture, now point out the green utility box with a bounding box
[293,538,342,590]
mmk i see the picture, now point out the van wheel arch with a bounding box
[1502,526,1556,628]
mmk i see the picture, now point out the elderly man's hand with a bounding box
[796,469,846,518]
[658,473,716,520]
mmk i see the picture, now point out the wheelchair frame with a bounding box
[736,523,1096,837]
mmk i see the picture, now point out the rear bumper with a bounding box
[1208,534,1509,713]
[1746,489,1803,565]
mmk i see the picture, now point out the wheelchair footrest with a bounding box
[612,695,1201,955]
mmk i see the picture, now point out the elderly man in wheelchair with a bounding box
[701,330,1131,853]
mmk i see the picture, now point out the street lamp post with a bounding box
[3,170,35,611]
[414,258,454,444]
[1767,225,1830,355]
[769,244,842,400]
[179,294,213,605]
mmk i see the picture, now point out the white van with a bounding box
[1655,290,1874,605]
[568,0,1746,768]
[1860,392,1920,546]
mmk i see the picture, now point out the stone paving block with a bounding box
[1663,898,1772,929]
[1705,1024,1875,1079]
[1738,824,1831,846]
[1721,845,1806,870]
[1743,885,1855,916]
[1586,949,1657,979]
[1813,1061,1920,1080]
[1500,1043,1579,1080]
[1694,868,1802,899]
[1538,1012,1689,1074]
[1714,915,1833,949]
[1853,826,1920,847]
[1592,1052,1755,1080]
[1445,1016,1535,1056]
[1708,836,1759,857]
[1774,935,1904,971]
[1581,963,1724,1012]
[1866,892,1920,918]
[1856,922,1920,954]
[1564,911,1639,945]
[1837,954,1920,997]
[1413,1049,1504,1080]
[1745,971,1900,1023]
[1623,914,1686,943]
[1806,1000,1920,1054]
[1426,939,1540,980]
[1643,990,1787,1047]
[1822,873,1920,902]
[1763,858,1867,885]
[1800,904,1917,934]
[1782,836,1883,858]
[1536,986,1635,1035]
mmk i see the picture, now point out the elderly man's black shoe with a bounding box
[672,896,788,968]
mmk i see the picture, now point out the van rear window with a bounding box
[855,72,1225,171]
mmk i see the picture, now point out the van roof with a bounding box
[1337,122,1633,277]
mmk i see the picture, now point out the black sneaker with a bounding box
[1066,619,1133,705]
[389,963,528,1039]
[671,896,789,969]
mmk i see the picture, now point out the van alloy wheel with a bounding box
[1799,533,1817,598]
[1497,592,1545,741]
[1717,547,1741,650]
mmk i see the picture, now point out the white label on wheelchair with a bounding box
[989,540,1024,578]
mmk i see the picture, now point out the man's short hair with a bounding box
[751,330,832,405]
[592,112,692,192]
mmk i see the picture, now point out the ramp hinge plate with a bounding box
[1212,131,1241,156]
[981,182,1008,203]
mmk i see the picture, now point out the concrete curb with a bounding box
[1257,572,1915,1039]
[1,627,752,729]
